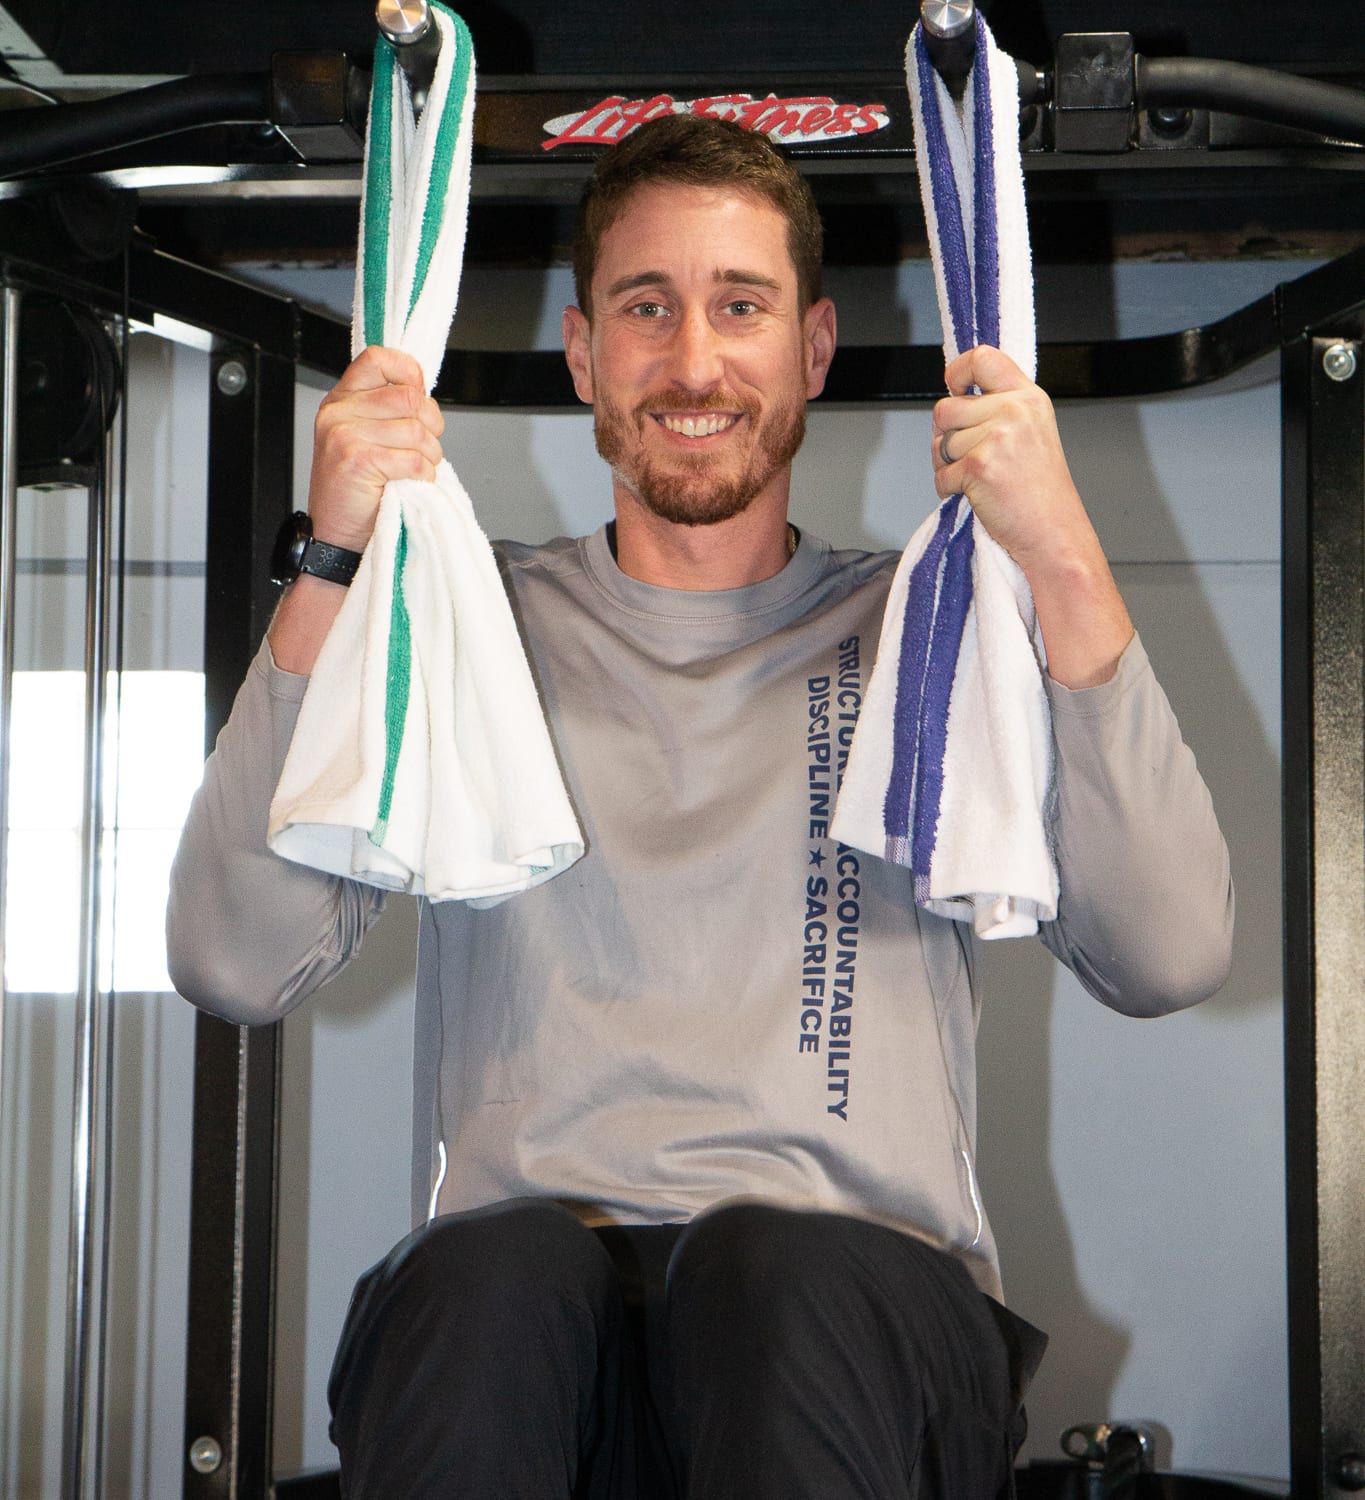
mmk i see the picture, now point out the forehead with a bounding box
[593,182,797,293]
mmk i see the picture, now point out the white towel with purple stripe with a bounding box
[268,3,584,902]
[830,13,1057,939]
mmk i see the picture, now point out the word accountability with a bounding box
[542,93,891,150]
[797,638,864,1122]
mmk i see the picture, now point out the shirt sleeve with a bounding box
[1037,631,1234,1017]
[165,639,386,1026]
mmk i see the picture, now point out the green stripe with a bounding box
[371,519,412,845]
[407,5,474,320]
[363,37,396,348]
[366,11,472,852]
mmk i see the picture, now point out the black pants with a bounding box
[327,1198,1043,1500]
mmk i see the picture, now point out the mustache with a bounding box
[636,390,756,419]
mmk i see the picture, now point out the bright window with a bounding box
[5,671,205,993]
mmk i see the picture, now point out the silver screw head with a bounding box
[188,1435,223,1474]
[921,0,974,38]
[1323,342,1358,383]
[376,0,431,44]
[216,360,248,397]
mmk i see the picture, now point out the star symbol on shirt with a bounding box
[808,847,826,867]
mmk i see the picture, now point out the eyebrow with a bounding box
[603,268,784,300]
[603,271,672,300]
[716,268,783,295]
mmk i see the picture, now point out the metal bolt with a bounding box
[1323,342,1358,383]
[1060,1423,1112,1461]
[921,0,974,38]
[216,360,248,397]
[1147,106,1193,137]
[1061,1428,1089,1458]
[377,0,431,44]
[1335,1452,1365,1492]
[188,1436,223,1475]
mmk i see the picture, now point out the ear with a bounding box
[802,296,837,400]
[562,305,595,404]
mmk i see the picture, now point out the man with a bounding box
[168,114,1232,1499]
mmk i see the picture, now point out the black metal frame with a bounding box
[182,1021,279,1497]
[3,24,1365,183]
[5,223,1363,408]
[180,345,296,1499]
[1281,311,1365,1495]
[1015,1465,1290,1498]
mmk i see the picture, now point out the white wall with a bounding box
[2,252,1295,1493]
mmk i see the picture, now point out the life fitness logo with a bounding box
[541,93,891,150]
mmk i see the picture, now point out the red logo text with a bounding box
[541,93,891,150]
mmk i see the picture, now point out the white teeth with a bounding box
[661,414,735,436]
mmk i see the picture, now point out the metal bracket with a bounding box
[1054,33,1137,153]
[269,52,367,164]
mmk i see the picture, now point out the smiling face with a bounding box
[563,182,835,529]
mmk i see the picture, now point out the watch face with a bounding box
[270,511,311,585]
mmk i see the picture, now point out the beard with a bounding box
[593,387,807,527]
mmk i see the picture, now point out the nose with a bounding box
[671,303,724,392]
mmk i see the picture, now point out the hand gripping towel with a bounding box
[268,3,585,902]
[830,13,1057,939]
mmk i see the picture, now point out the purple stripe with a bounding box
[971,12,1000,350]
[883,499,959,841]
[914,33,975,356]
[909,508,975,877]
[886,22,1002,885]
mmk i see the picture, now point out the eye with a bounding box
[629,300,669,319]
[725,299,758,316]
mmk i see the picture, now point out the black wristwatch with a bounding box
[270,511,364,587]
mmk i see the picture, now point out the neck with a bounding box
[611,487,795,590]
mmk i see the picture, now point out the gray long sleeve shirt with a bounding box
[168,527,1233,1299]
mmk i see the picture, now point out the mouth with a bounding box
[653,412,741,439]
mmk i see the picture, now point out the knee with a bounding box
[668,1202,846,1328]
[380,1198,618,1330]
[328,1201,621,1465]
[668,1202,964,1344]
[672,1201,846,1281]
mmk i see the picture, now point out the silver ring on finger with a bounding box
[938,429,955,467]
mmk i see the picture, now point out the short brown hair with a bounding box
[571,113,824,316]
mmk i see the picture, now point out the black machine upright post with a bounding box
[182,345,295,1499]
[1281,304,1365,1498]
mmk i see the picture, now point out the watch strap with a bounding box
[298,534,363,587]
[271,511,364,587]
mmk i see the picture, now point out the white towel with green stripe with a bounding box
[267,3,584,902]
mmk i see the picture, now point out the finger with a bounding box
[333,344,430,395]
[930,421,986,474]
[944,343,1027,398]
[932,389,1010,441]
[328,415,445,469]
[365,444,440,487]
[319,379,445,441]
[933,426,963,471]
[374,383,444,441]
